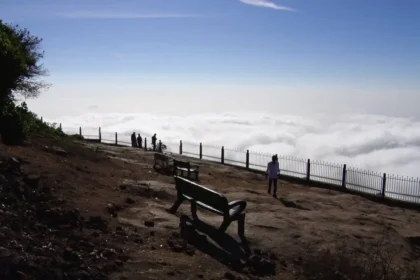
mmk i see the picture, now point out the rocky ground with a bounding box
[1,133,420,280]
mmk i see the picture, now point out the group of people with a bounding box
[131,132,143,148]
[266,154,280,198]
[130,132,158,151]
[129,131,279,196]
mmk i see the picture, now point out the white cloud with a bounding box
[47,112,420,178]
[238,0,295,11]
[56,12,206,19]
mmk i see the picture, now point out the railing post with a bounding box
[79,127,82,136]
[342,164,347,188]
[246,150,249,169]
[306,159,311,181]
[221,146,224,164]
[99,127,101,142]
[382,173,387,199]
[199,143,202,159]
[115,132,118,145]
[180,140,183,155]
[144,138,147,151]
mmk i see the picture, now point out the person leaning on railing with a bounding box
[131,132,137,147]
[151,133,157,151]
[137,134,142,148]
[266,154,280,198]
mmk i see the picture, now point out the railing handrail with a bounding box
[47,120,420,205]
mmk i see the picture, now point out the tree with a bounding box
[0,20,50,144]
[0,19,49,103]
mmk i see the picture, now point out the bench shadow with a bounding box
[179,215,252,271]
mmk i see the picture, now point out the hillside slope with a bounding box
[1,133,420,280]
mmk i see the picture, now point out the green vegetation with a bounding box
[0,19,49,101]
[0,19,56,144]
[0,99,82,144]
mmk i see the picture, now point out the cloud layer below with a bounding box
[49,112,420,178]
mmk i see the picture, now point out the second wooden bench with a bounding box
[173,159,199,181]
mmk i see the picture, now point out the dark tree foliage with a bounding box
[0,19,49,102]
[0,20,50,144]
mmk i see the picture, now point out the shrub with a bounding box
[0,20,49,145]
[0,100,31,144]
[0,100,68,145]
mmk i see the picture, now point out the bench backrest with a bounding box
[154,153,168,161]
[174,176,228,213]
[173,159,190,169]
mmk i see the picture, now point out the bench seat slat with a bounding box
[177,167,198,173]
[173,159,199,180]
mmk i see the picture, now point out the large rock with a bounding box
[44,146,67,157]
[86,216,108,231]
[0,157,21,177]
[24,174,41,189]
[144,221,154,228]
[63,247,81,263]
[247,253,276,276]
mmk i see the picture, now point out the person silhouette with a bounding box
[151,133,157,151]
[131,132,137,147]
[266,154,280,197]
[137,133,142,148]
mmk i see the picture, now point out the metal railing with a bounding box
[53,122,420,206]
[201,143,223,163]
[346,168,384,196]
[310,160,343,186]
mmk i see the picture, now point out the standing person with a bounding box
[151,133,157,151]
[131,132,137,147]
[137,133,142,148]
[266,155,280,198]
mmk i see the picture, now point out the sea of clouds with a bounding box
[47,112,420,178]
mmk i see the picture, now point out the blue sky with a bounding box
[1,0,419,117]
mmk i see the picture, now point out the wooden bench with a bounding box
[153,153,172,174]
[173,159,199,181]
[168,176,247,236]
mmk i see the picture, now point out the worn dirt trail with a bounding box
[2,135,420,280]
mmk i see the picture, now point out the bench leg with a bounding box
[218,218,232,234]
[238,214,245,237]
[191,202,198,220]
[168,197,184,214]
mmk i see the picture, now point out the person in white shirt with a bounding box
[266,154,280,197]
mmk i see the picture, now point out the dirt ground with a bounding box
[2,134,420,280]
